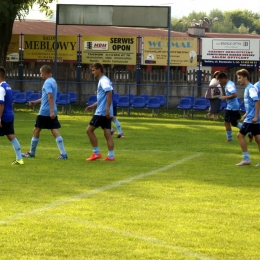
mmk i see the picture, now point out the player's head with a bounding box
[236,69,250,86]
[91,63,104,78]
[40,65,52,79]
[217,72,228,86]
[0,66,6,79]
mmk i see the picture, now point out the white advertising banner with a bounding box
[202,38,259,61]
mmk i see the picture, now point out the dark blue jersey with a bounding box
[0,81,14,122]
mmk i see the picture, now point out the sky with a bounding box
[26,0,260,20]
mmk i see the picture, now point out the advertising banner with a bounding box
[6,34,19,62]
[143,37,198,66]
[202,38,260,68]
[23,35,77,63]
[82,36,136,65]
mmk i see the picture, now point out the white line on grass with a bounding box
[47,214,215,260]
[0,153,202,226]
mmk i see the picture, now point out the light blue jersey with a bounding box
[39,77,58,116]
[255,81,260,98]
[0,81,14,122]
[244,82,260,123]
[95,75,113,116]
[225,80,240,110]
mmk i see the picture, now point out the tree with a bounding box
[229,10,260,34]
[0,0,54,66]
[171,9,260,34]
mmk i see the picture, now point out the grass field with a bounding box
[1,107,260,260]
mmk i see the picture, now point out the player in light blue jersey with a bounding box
[85,63,115,161]
[0,66,24,165]
[21,65,68,159]
[235,69,260,166]
[217,72,243,142]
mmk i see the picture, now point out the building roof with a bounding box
[13,19,260,39]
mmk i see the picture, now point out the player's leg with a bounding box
[86,115,101,161]
[236,123,251,166]
[22,116,43,157]
[103,117,115,161]
[22,127,41,157]
[224,110,233,142]
[3,121,24,165]
[110,116,116,135]
[50,116,68,159]
[51,128,68,159]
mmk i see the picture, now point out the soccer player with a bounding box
[235,69,260,166]
[0,66,24,165]
[217,72,242,142]
[21,65,68,159]
[85,63,115,161]
[111,90,124,138]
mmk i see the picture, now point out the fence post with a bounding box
[77,34,82,82]
[192,86,195,119]
[18,33,24,81]
[136,35,141,86]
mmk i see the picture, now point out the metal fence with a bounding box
[8,79,246,110]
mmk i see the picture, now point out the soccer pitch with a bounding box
[1,109,260,260]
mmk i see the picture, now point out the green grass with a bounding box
[0,107,260,259]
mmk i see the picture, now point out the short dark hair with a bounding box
[91,63,104,73]
[0,66,6,78]
[217,72,228,80]
[236,69,250,80]
[40,65,52,74]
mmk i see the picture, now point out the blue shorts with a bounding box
[89,115,111,129]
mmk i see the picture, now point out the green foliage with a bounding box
[172,8,260,34]
[0,0,54,66]
[1,109,260,259]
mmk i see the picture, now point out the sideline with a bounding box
[0,153,202,225]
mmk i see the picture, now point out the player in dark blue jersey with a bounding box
[0,66,24,165]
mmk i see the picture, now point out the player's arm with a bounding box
[106,91,112,119]
[85,101,97,112]
[48,93,55,119]
[222,92,237,100]
[29,97,42,106]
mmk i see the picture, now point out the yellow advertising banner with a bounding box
[23,35,77,63]
[143,37,198,66]
[6,34,19,62]
[82,36,136,65]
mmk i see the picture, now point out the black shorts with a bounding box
[35,115,61,129]
[113,106,117,117]
[224,110,241,123]
[240,122,260,136]
[89,115,111,129]
[0,120,15,136]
